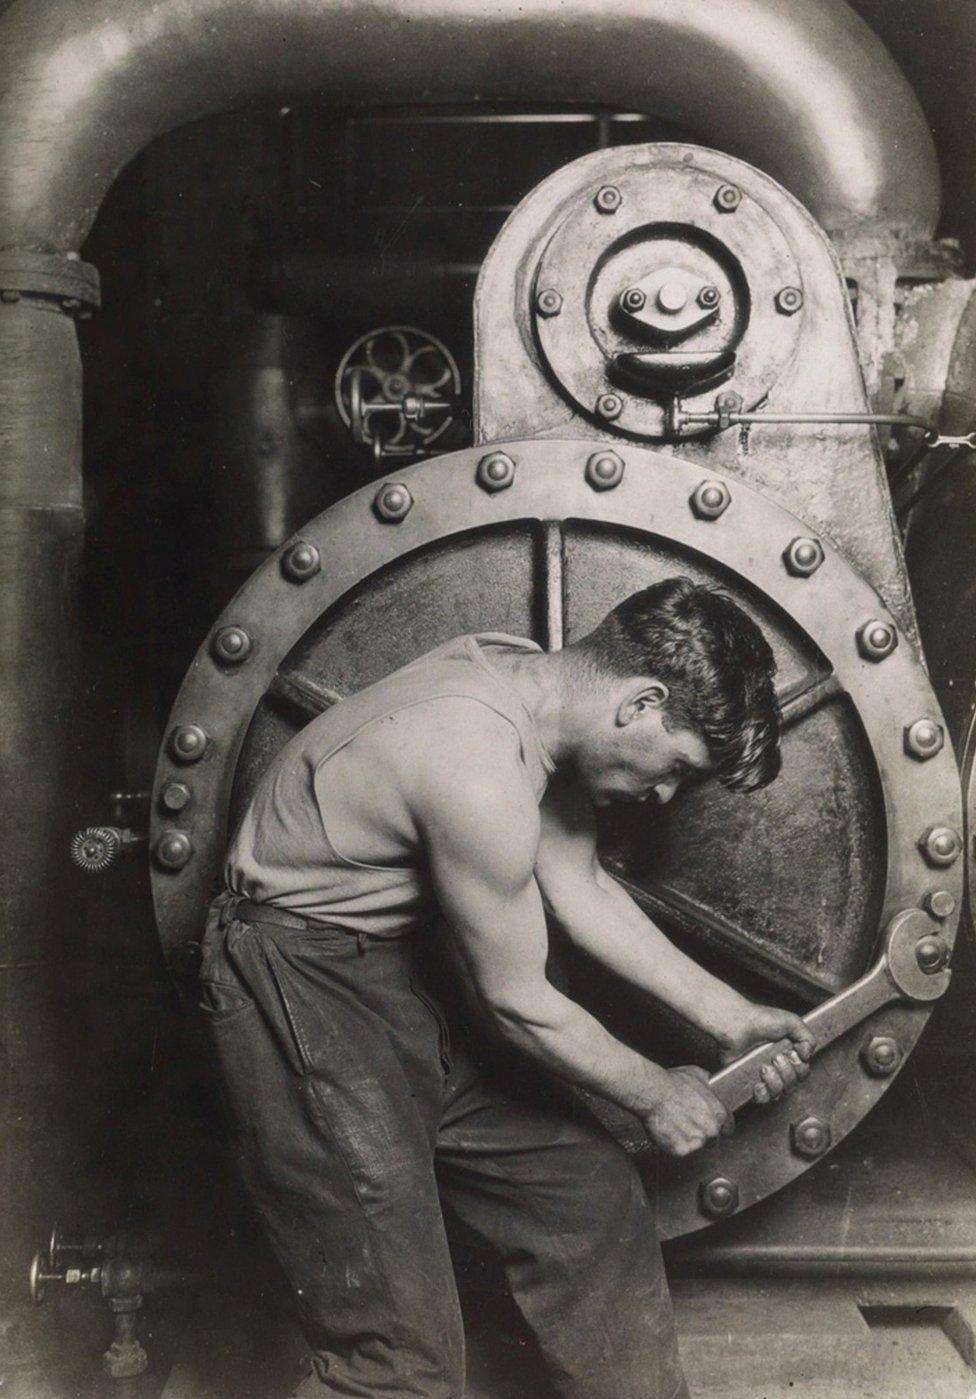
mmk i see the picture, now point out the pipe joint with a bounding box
[0,252,100,317]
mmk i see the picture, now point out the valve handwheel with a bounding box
[335,325,461,461]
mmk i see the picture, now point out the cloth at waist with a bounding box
[217,891,412,943]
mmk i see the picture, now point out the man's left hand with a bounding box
[718,1005,815,1103]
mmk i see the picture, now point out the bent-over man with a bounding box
[201,577,814,1399]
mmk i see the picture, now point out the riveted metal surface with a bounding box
[280,540,321,583]
[585,451,625,492]
[150,438,962,1238]
[476,452,517,493]
[791,1116,832,1159]
[783,538,825,578]
[903,718,944,761]
[700,1176,739,1219]
[861,1035,901,1077]
[531,161,802,440]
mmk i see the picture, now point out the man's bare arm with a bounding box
[409,706,732,1156]
[535,776,813,1099]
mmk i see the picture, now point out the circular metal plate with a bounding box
[152,438,961,1238]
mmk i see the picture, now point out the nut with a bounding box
[535,288,563,318]
[281,541,321,583]
[476,452,516,493]
[160,781,191,814]
[918,825,962,868]
[699,1176,739,1219]
[594,185,622,214]
[373,482,414,522]
[915,934,950,974]
[791,1116,832,1160]
[585,450,625,491]
[861,1036,901,1077]
[168,724,207,764]
[154,831,193,872]
[698,285,720,309]
[595,393,623,421]
[620,287,646,313]
[775,286,804,315]
[690,480,731,520]
[856,619,898,662]
[903,719,944,761]
[783,537,825,577]
[924,889,956,920]
[211,625,252,666]
[714,184,741,212]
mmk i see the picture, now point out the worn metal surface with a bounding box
[475,144,919,641]
[151,438,961,1237]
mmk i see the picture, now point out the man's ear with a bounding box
[615,679,670,727]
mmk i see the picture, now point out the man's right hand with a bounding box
[640,1065,733,1158]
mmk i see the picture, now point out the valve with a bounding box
[70,792,148,874]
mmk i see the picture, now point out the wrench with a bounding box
[707,909,951,1114]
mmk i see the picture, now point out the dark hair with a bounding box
[576,577,781,792]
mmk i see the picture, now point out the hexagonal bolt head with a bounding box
[476,452,517,493]
[919,825,962,868]
[697,285,721,309]
[915,934,950,974]
[620,287,646,313]
[691,480,731,520]
[791,1116,832,1160]
[714,183,742,212]
[154,830,193,872]
[861,1035,901,1077]
[924,888,956,920]
[159,781,191,814]
[585,450,625,491]
[211,625,252,666]
[281,540,321,583]
[535,288,563,318]
[783,537,825,577]
[903,718,945,761]
[168,724,207,764]
[594,184,622,214]
[856,619,898,662]
[595,393,624,421]
[699,1176,739,1219]
[775,286,804,315]
[373,482,414,522]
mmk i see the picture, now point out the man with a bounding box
[201,576,814,1399]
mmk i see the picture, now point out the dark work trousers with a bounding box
[200,891,690,1399]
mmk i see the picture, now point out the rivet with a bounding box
[714,183,741,212]
[373,482,414,522]
[919,825,962,868]
[783,537,825,577]
[535,288,563,318]
[595,393,623,421]
[154,830,193,872]
[915,934,950,974]
[791,1116,831,1160]
[699,1176,739,1219]
[924,889,956,920]
[1,288,21,303]
[775,286,804,315]
[476,452,516,493]
[594,185,622,214]
[856,619,898,662]
[211,625,252,666]
[160,781,192,814]
[698,285,720,309]
[691,480,731,519]
[168,724,207,764]
[281,541,321,583]
[585,450,625,491]
[861,1036,901,1077]
[904,718,944,761]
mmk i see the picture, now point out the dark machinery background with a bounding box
[3,1,976,1393]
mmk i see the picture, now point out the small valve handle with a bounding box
[70,826,122,873]
[29,1251,62,1304]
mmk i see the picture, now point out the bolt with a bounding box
[791,1116,832,1160]
[373,482,413,522]
[1,288,21,303]
[856,619,898,662]
[476,452,516,493]
[783,537,825,577]
[595,393,623,421]
[775,286,804,316]
[154,830,193,872]
[916,934,950,974]
[904,718,944,761]
[168,724,207,764]
[714,184,741,212]
[924,889,956,920]
[699,1176,739,1219]
[698,285,720,309]
[691,480,731,520]
[861,1035,901,1077]
[919,825,962,868]
[585,450,625,491]
[657,281,688,314]
[536,288,563,318]
[281,540,321,583]
[620,287,646,313]
[160,781,191,814]
[211,625,252,666]
[594,185,622,214]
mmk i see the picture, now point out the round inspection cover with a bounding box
[152,439,961,1237]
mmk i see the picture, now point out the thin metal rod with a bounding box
[681,411,933,431]
[669,1245,976,1278]
[778,672,842,727]
[267,669,343,722]
[538,521,565,652]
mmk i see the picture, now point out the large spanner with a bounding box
[707,909,951,1114]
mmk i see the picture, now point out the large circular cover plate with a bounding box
[152,439,961,1237]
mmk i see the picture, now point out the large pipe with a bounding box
[0,0,941,251]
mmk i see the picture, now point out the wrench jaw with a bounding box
[883,907,952,1002]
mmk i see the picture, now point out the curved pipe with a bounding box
[0,0,939,253]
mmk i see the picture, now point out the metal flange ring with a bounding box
[151,438,961,1238]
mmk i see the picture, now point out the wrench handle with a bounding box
[707,960,894,1114]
